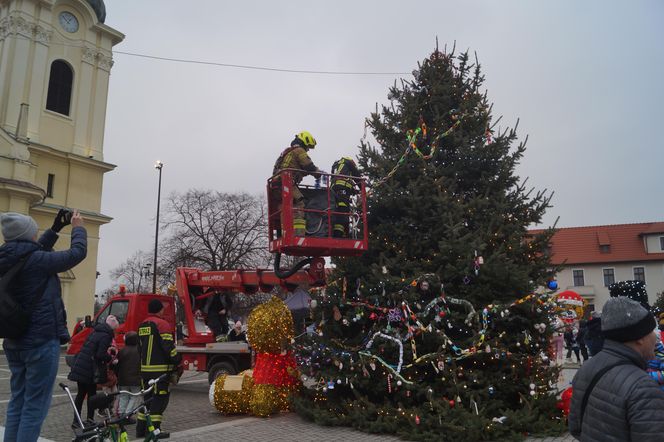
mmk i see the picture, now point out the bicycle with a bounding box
[60,373,169,442]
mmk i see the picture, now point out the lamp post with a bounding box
[153,161,163,294]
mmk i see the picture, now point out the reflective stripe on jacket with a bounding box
[138,316,180,374]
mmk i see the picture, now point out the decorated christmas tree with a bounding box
[292,46,565,441]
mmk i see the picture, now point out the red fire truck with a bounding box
[66,170,367,383]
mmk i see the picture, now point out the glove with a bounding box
[51,208,72,232]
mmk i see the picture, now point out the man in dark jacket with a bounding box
[206,291,233,342]
[1,209,86,441]
[584,311,604,356]
[137,299,181,439]
[569,297,664,441]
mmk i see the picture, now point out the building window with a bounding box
[603,268,615,287]
[46,60,73,115]
[599,245,610,253]
[660,236,664,251]
[46,174,54,198]
[633,267,645,282]
[573,269,585,286]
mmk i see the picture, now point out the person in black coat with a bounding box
[577,320,589,362]
[67,315,118,425]
[564,327,581,363]
[206,292,233,342]
[585,311,605,356]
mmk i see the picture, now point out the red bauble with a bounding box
[438,311,446,318]
[449,399,455,408]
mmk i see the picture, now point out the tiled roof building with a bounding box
[530,222,664,311]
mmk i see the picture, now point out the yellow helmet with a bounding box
[295,131,317,148]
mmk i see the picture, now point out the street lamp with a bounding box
[153,160,163,293]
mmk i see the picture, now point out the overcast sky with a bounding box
[95,0,664,293]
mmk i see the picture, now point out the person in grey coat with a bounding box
[568,296,664,441]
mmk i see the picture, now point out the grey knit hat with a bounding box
[1,212,38,242]
[601,296,656,342]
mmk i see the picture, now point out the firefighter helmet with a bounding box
[295,131,317,148]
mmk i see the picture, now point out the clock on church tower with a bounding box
[0,0,124,332]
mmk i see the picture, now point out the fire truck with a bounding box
[67,170,367,383]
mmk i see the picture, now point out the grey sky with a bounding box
[96,0,664,293]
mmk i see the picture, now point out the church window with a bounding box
[46,173,55,198]
[46,60,73,115]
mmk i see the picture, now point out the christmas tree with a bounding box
[291,46,565,441]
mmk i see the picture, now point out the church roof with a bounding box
[85,0,106,23]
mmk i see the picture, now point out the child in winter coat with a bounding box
[116,331,142,416]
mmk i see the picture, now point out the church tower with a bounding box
[0,0,123,327]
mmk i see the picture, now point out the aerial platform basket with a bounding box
[267,169,368,258]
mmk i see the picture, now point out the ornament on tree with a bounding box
[473,250,484,276]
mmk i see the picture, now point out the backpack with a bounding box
[0,251,47,339]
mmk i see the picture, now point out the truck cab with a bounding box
[65,290,176,367]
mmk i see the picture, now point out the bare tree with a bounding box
[160,190,271,274]
[108,250,153,293]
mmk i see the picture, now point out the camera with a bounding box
[62,209,73,223]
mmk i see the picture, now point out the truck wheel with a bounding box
[208,361,235,384]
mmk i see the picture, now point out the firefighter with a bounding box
[136,299,181,439]
[272,131,321,236]
[331,156,361,238]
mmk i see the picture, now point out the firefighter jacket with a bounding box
[331,157,360,193]
[138,315,181,374]
[273,146,318,185]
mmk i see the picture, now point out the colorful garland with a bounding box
[368,110,465,194]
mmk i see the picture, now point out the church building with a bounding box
[0,0,123,328]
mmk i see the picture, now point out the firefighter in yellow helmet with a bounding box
[331,156,361,238]
[272,131,321,236]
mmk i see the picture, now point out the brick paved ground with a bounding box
[161,413,576,442]
[0,351,578,442]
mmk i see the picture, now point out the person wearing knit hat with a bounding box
[569,297,664,441]
[106,314,120,330]
[1,212,39,242]
[1,209,86,441]
[601,296,657,346]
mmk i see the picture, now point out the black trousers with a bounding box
[136,378,170,434]
[73,381,98,421]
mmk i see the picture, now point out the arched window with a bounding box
[46,60,73,115]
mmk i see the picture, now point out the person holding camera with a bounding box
[1,209,87,441]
